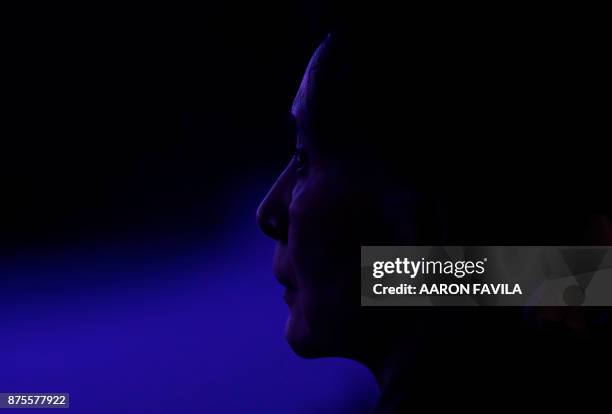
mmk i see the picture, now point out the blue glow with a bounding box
[0,182,378,414]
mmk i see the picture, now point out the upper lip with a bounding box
[273,249,296,289]
[273,262,296,289]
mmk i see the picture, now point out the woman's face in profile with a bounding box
[257,45,368,358]
[257,42,418,358]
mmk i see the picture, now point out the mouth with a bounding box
[283,287,297,305]
[273,249,297,301]
[274,272,297,304]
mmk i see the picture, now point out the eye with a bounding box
[293,147,308,176]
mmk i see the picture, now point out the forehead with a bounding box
[291,42,326,120]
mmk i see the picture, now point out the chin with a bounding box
[287,335,322,359]
[284,309,353,359]
[284,311,329,359]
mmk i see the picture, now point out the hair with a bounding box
[304,11,611,246]
[304,8,611,341]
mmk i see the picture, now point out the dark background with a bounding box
[2,3,609,413]
[2,2,334,252]
[1,3,379,414]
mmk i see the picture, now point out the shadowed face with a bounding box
[256,41,413,358]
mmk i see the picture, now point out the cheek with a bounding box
[287,170,361,305]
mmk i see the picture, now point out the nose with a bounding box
[256,167,291,242]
